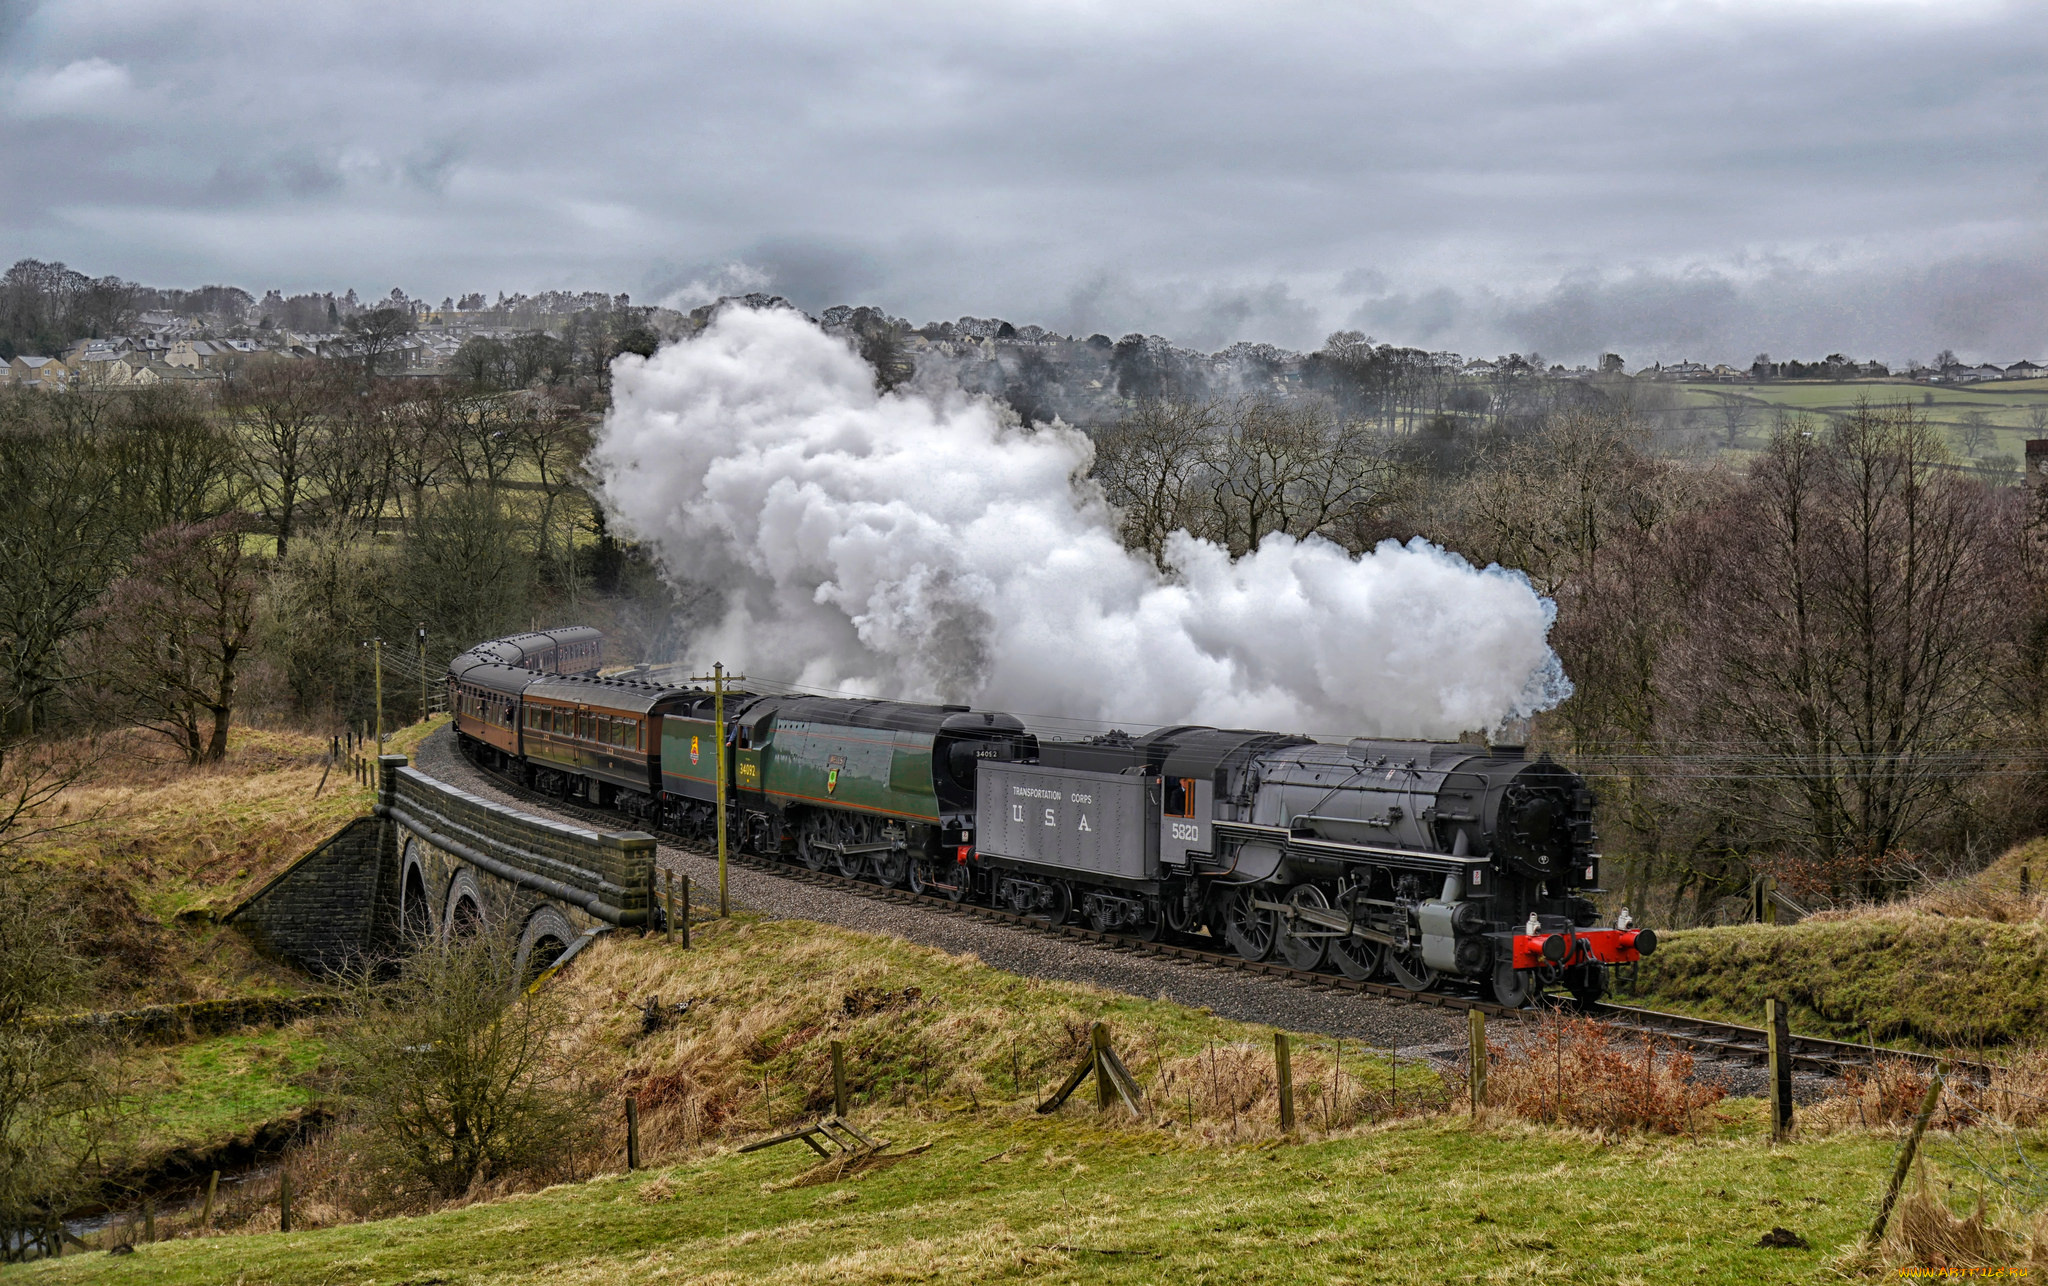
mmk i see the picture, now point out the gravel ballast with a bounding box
[413,728,1466,1051]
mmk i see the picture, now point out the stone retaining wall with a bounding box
[229,752,656,976]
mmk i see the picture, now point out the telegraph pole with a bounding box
[415,624,428,721]
[687,661,744,917]
[362,638,384,748]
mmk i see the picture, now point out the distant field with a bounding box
[1675,379,2048,463]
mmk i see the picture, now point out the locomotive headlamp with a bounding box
[1616,907,1633,932]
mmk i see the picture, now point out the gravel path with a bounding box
[412,728,1466,1053]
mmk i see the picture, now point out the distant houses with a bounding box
[1,329,446,391]
[1632,355,2046,384]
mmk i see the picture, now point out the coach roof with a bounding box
[522,671,696,716]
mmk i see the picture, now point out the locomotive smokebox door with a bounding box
[975,762,1157,881]
[1160,774,1214,867]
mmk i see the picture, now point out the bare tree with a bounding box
[1453,409,1671,596]
[109,384,242,531]
[343,306,417,384]
[386,385,457,530]
[1204,397,1389,557]
[403,487,532,647]
[260,522,392,720]
[1090,399,1224,567]
[441,393,522,491]
[452,335,514,391]
[87,518,258,763]
[310,383,399,542]
[512,398,592,603]
[222,357,336,560]
[1956,408,1995,458]
[1659,403,2012,898]
[1710,394,1753,451]
[0,398,129,735]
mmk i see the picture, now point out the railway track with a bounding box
[451,744,1991,1082]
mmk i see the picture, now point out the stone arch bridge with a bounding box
[229,756,657,978]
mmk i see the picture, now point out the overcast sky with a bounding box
[3,0,2043,363]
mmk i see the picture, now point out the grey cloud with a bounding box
[1,2,2043,361]
[1347,288,1470,348]
[1495,252,2048,367]
[1054,274,1324,351]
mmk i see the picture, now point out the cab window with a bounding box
[1164,777,1196,818]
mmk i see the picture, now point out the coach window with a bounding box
[1164,777,1197,818]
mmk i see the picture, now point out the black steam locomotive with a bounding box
[450,629,1652,1007]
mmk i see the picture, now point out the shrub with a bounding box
[335,925,596,1198]
[1484,1013,1726,1135]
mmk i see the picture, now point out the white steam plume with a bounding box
[592,306,1571,738]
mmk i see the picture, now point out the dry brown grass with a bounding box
[1804,1046,2048,1136]
[1148,1037,1448,1142]
[1882,1182,2025,1272]
[1480,1012,1728,1135]
[26,723,379,907]
[1806,838,2048,928]
[16,718,442,1008]
[242,914,1450,1235]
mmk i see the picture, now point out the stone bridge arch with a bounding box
[229,755,657,977]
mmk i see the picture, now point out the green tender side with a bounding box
[759,719,940,822]
[660,715,722,802]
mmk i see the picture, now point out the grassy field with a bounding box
[1676,379,2048,465]
[8,1107,1903,1285]
[11,918,1970,1283]
[18,716,444,1009]
[121,1026,330,1157]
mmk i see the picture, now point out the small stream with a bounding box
[65,1160,280,1245]
[7,1107,326,1261]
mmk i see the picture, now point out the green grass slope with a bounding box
[1626,917,2048,1048]
[1627,841,2048,1048]
[12,1109,1885,1285]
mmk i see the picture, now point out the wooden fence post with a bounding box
[144,1199,155,1243]
[1765,998,1793,1140]
[201,1169,219,1231]
[664,870,675,944]
[1274,1033,1296,1134]
[626,1096,641,1170]
[1868,1064,1948,1249]
[1469,1009,1488,1115]
[279,1171,293,1233]
[1092,1023,1112,1111]
[832,1040,848,1117]
[678,875,691,949]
